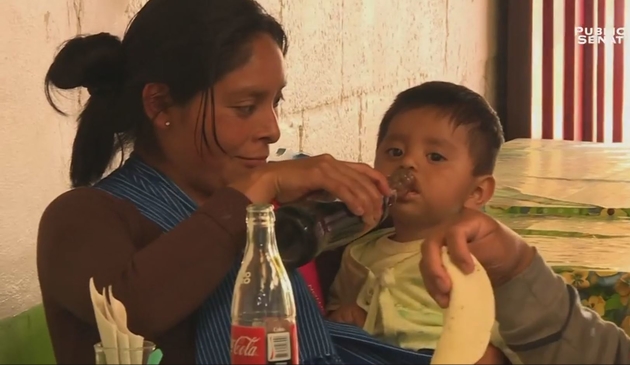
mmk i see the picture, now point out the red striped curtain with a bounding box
[535,0,626,142]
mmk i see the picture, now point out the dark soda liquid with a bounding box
[274,198,392,270]
[273,167,412,270]
[274,200,363,270]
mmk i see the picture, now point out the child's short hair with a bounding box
[377,81,504,176]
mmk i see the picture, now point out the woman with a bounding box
[37,0,432,364]
[420,208,630,364]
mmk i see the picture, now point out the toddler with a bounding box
[327,81,514,364]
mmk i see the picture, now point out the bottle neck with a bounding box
[386,168,415,206]
[244,204,280,257]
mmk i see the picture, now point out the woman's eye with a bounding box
[234,105,255,116]
[386,148,403,157]
[427,152,446,162]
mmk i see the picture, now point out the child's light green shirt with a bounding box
[327,228,519,363]
[327,228,444,350]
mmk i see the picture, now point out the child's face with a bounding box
[374,107,483,227]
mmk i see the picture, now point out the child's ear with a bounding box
[464,175,495,209]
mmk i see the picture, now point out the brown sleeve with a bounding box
[37,187,250,339]
[495,250,630,364]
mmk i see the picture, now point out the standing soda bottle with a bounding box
[230,204,299,365]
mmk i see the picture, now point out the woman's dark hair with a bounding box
[45,0,288,187]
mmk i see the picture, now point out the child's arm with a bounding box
[315,246,345,300]
[326,247,367,327]
[327,304,367,327]
[326,247,354,312]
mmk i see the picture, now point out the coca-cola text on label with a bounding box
[231,325,266,364]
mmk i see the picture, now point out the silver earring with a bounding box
[165,121,171,126]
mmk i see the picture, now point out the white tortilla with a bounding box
[431,249,495,364]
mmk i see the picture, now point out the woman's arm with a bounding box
[37,187,250,340]
[495,252,630,364]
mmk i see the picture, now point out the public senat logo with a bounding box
[575,27,624,44]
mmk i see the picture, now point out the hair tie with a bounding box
[87,85,116,97]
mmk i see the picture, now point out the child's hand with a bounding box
[327,304,367,328]
[475,344,508,364]
[420,208,535,308]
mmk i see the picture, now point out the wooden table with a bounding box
[487,139,630,333]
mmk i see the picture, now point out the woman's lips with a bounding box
[237,156,268,168]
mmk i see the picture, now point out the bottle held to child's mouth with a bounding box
[274,167,415,270]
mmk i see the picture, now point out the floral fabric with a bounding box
[554,267,630,334]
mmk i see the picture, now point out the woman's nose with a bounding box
[258,109,281,144]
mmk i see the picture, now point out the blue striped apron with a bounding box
[96,154,433,365]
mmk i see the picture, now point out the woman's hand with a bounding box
[229,154,391,227]
[419,208,536,308]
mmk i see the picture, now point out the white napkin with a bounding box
[89,278,145,364]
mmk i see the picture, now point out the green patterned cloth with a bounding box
[552,267,630,335]
[488,139,630,332]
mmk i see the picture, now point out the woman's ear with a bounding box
[142,83,173,130]
[464,175,495,209]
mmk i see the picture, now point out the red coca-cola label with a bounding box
[231,324,298,364]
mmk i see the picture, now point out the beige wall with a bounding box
[0,0,498,318]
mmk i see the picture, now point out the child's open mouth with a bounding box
[398,186,420,200]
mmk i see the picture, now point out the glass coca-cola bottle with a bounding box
[274,167,415,270]
[231,204,298,365]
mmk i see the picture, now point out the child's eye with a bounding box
[427,152,446,162]
[386,148,403,157]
